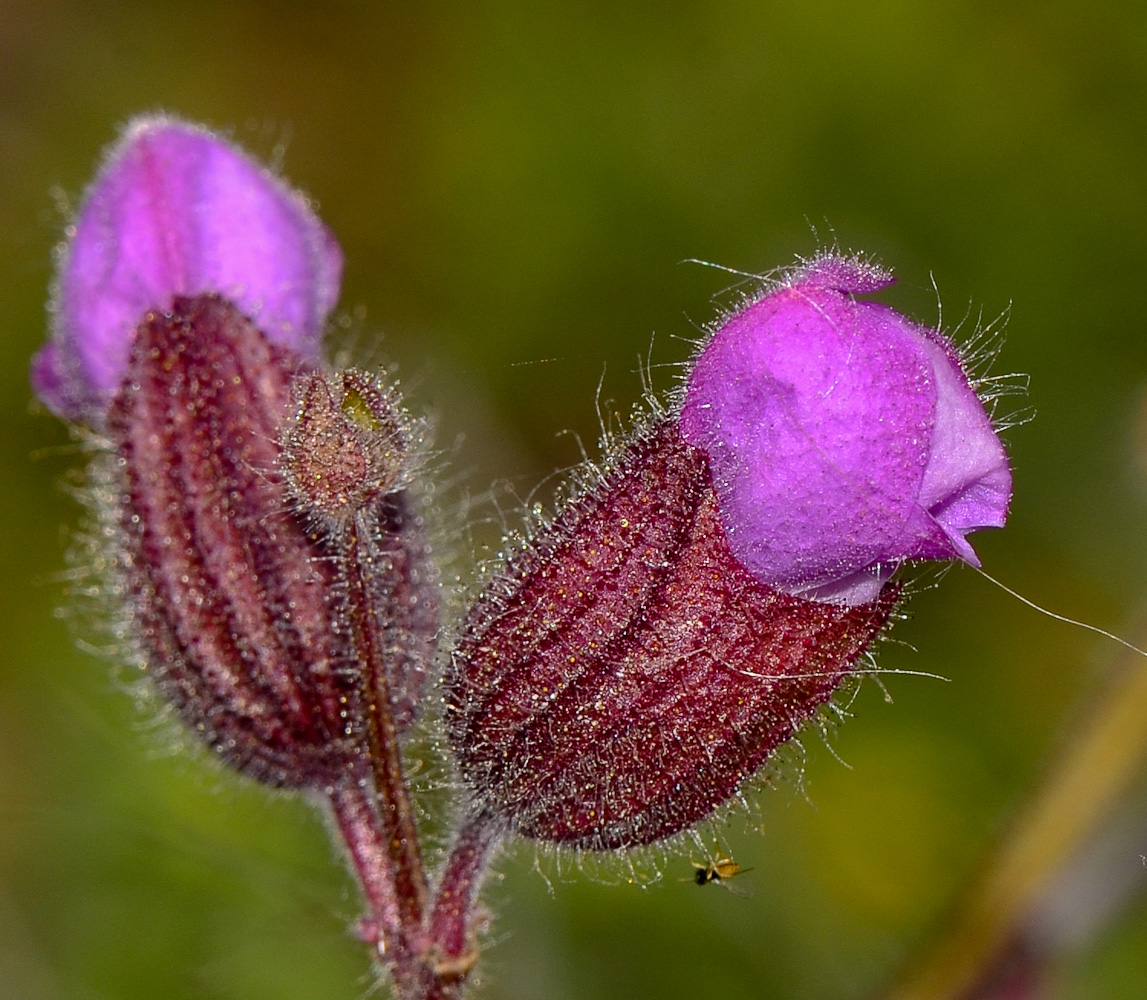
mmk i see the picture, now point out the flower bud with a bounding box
[446,256,1010,849]
[36,119,436,786]
[281,368,410,525]
[279,366,436,731]
[107,294,366,785]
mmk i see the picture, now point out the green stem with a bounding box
[881,624,1147,1000]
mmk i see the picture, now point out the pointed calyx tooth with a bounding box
[106,294,435,786]
[445,418,897,849]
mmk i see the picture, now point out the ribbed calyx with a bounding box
[446,419,897,849]
[107,294,436,787]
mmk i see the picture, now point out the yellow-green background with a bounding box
[3,2,1147,998]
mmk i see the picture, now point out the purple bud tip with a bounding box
[32,116,343,423]
[679,254,1012,606]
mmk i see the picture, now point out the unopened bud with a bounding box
[281,368,409,525]
[108,294,364,785]
[107,294,436,785]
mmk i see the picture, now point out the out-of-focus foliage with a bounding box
[2,2,1146,998]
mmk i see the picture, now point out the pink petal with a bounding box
[33,116,342,422]
[679,256,1012,605]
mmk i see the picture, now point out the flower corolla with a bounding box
[32,116,342,423]
[679,255,1012,605]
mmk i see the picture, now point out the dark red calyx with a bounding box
[446,418,898,849]
[106,294,435,786]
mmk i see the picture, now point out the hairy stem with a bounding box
[327,780,424,994]
[428,809,502,974]
[328,510,498,998]
[343,514,429,932]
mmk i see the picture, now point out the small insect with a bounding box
[684,847,751,888]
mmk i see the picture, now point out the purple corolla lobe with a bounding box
[32,115,342,423]
[679,255,1012,606]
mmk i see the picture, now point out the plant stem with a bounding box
[343,515,429,932]
[327,779,424,994]
[327,779,406,937]
[329,513,509,999]
[880,620,1147,1000]
[427,809,502,975]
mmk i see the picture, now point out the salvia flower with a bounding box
[34,116,436,788]
[35,115,1018,1000]
[445,255,1011,849]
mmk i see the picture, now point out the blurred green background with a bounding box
[3,2,1147,998]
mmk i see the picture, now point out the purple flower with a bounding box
[680,255,1012,605]
[31,119,436,786]
[32,115,342,423]
[445,254,1013,849]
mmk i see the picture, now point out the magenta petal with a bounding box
[679,256,1012,605]
[914,336,1012,557]
[34,116,342,422]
